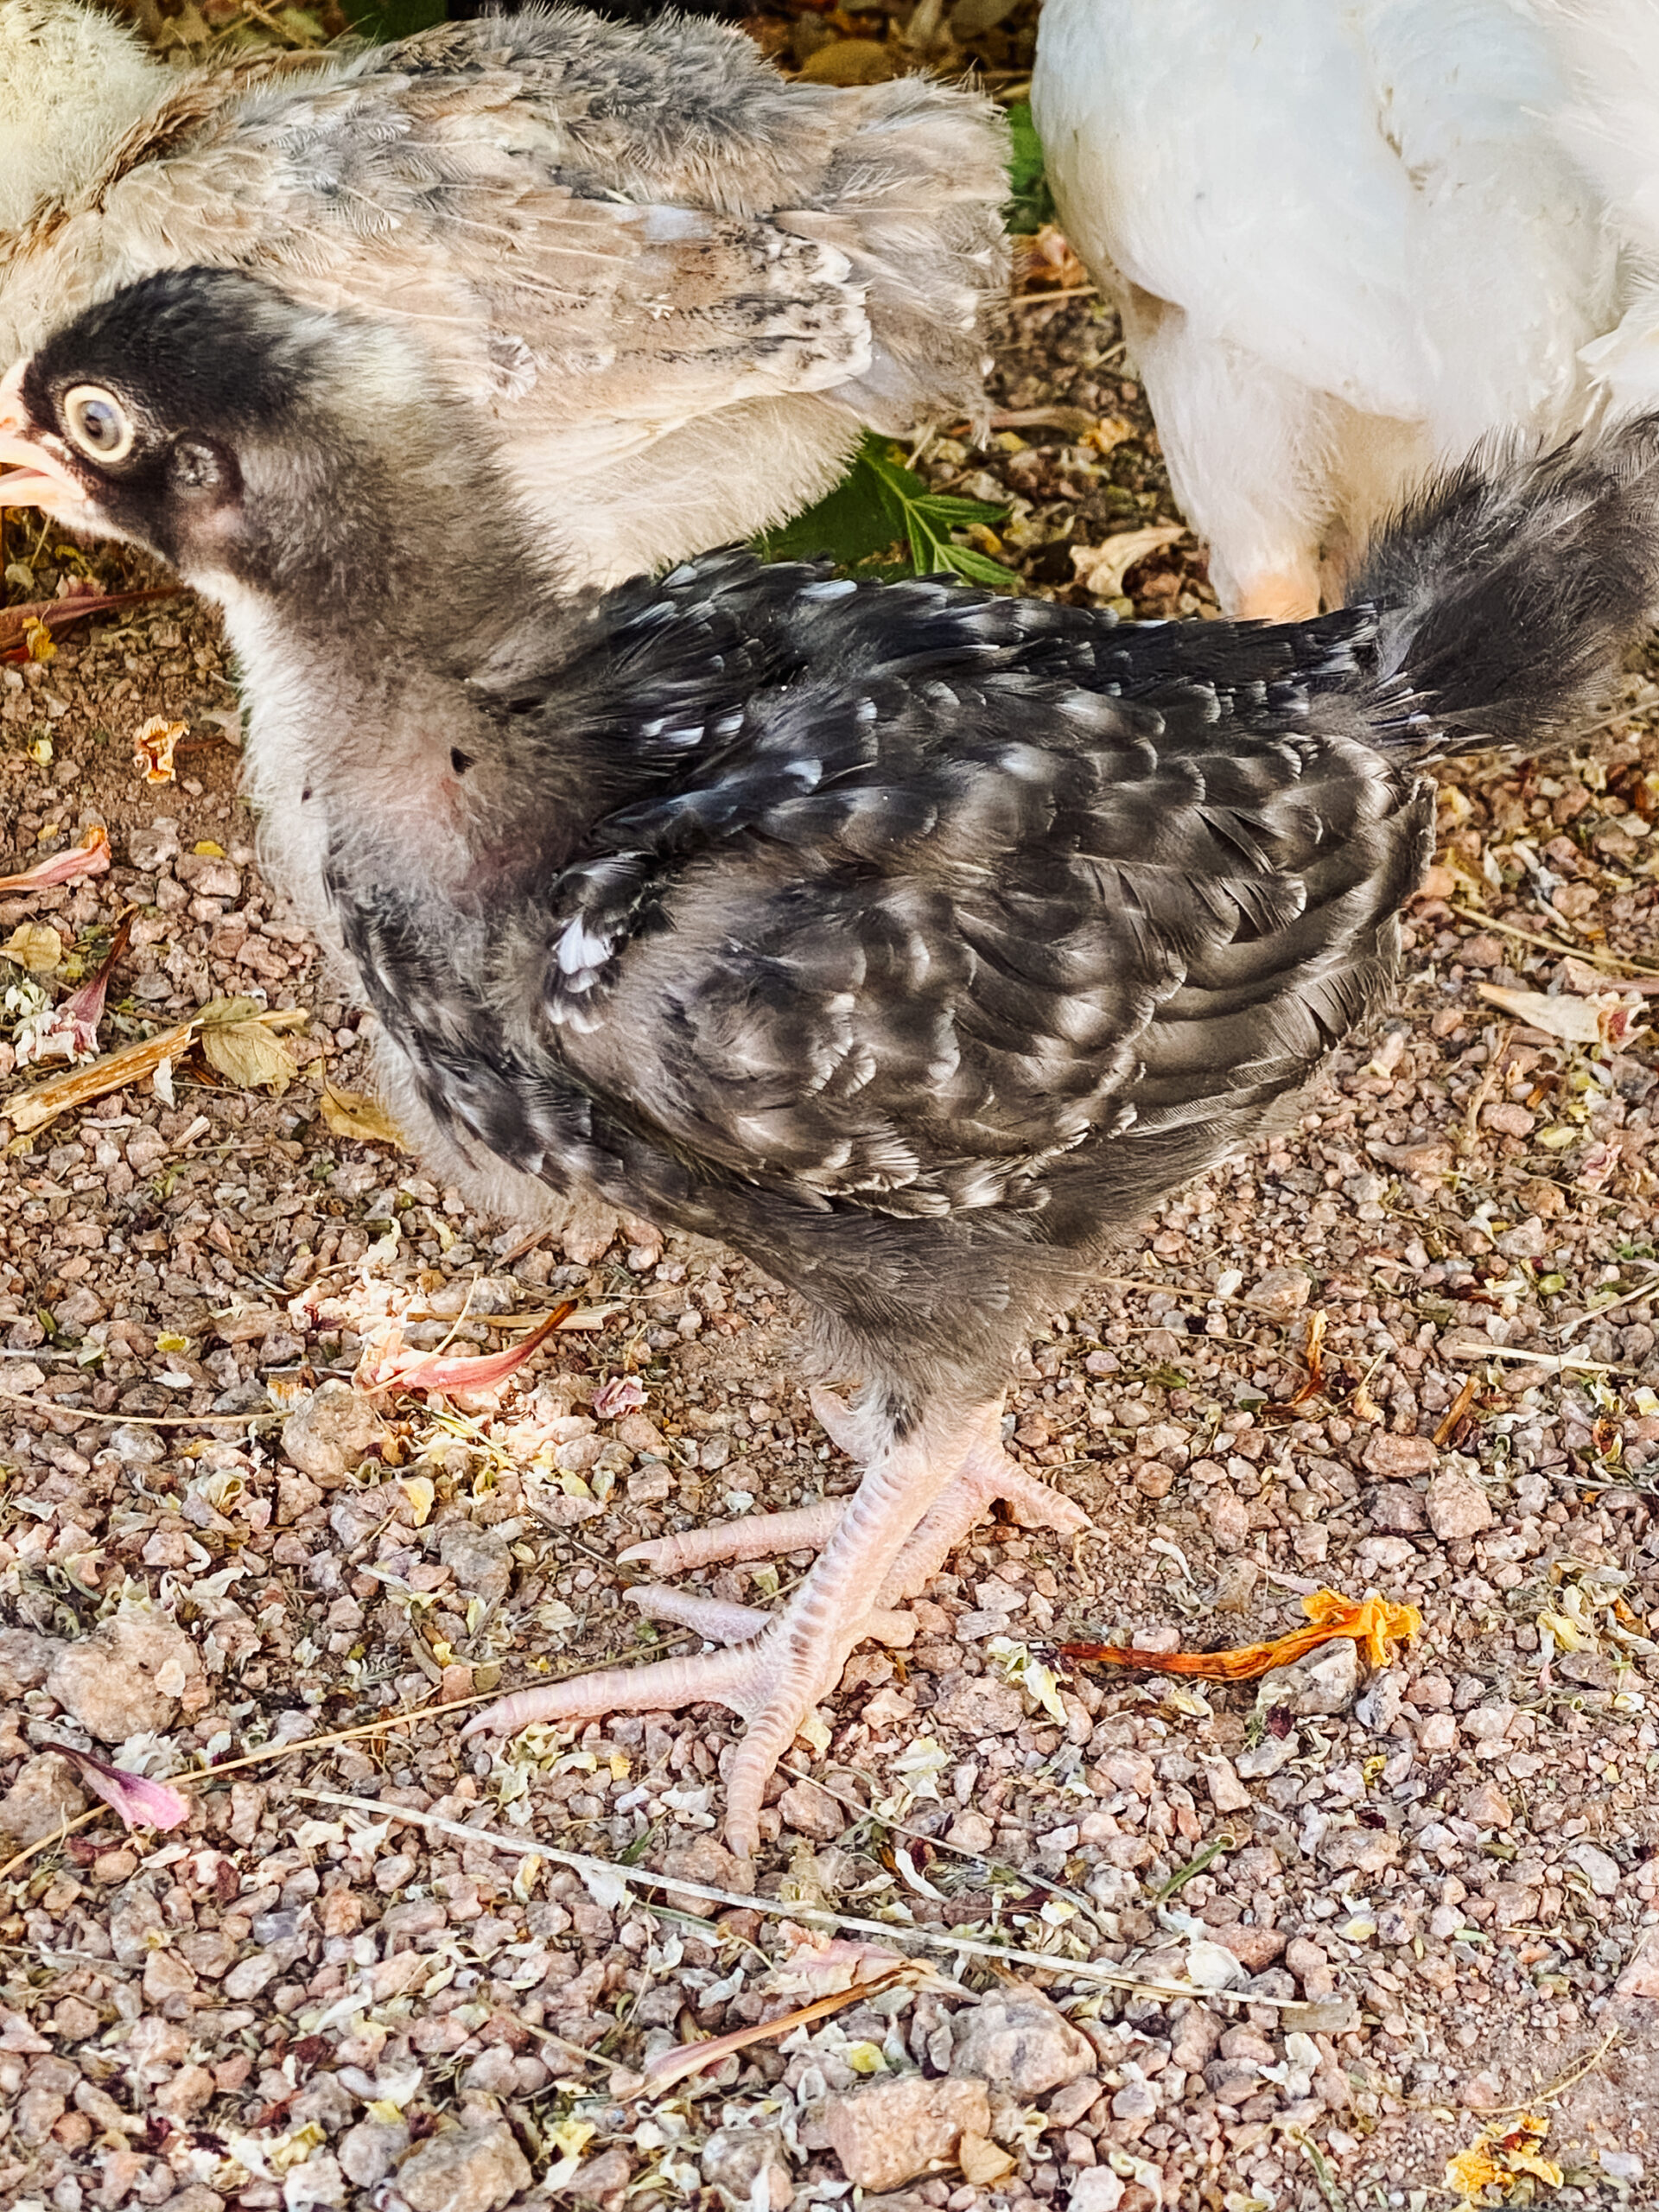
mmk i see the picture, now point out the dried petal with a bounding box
[1071,524,1185,599]
[356,1300,577,1396]
[1064,1587,1421,1681]
[1446,2114,1561,2202]
[54,1746,188,1833]
[0,824,110,893]
[592,1374,647,1420]
[14,912,133,1067]
[397,1475,435,1527]
[134,716,187,784]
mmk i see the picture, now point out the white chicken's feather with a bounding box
[1537,0,1659,416]
[1541,0,1659,249]
[1033,0,1628,614]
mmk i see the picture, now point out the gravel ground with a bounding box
[2,19,1658,2212]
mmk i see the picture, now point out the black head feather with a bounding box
[16,266,479,608]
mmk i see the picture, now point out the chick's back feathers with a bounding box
[333,559,1427,1252]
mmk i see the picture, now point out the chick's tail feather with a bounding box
[1351,410,1659,759]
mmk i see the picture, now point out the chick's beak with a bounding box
[0,361,84,512]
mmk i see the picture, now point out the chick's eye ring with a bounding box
[60,385,135,464]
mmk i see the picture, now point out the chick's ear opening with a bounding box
[168,438,233,501]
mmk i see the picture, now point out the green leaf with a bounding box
[755,442,908,568]
[755,435,1016,591]
[1005,100,1056,237]
[914,493,1011,527]
[340,0,445,43]
[934,543,1024,590]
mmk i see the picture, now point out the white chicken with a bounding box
[1033,0,1659,620]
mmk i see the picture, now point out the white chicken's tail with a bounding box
[1351,411,1659,757]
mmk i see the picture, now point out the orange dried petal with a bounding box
[1063,1586,1421,1682]
[1446,2145,1508,2199]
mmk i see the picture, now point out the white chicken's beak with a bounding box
[0,360,85,512]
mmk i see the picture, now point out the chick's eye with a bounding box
[60,385,134,463]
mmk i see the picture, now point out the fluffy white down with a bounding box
[0,0,164,235]
[1033,0,1659,614]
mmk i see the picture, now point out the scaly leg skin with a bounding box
[626,1584,918,1649]
[621,1386,1083,1581]
[461,1401,995,1856]
[620,1498,842,1579]
[879,1411,1090,1605]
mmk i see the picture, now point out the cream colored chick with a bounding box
[0,0,165,236]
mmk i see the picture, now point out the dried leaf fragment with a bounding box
[200,1018,296,1093]
[321,1084,407,1148]
[1063,1586,1421,1681]
[959,2136,1017,2188]
[1478,981,1646,1049]
[632,1962,918,2097]
[0,583,178,664]
[133,716,187,784]
[1,921,62,975]
[6,1005,302,1134]
[1071,524,1185,599]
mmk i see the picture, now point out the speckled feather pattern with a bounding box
[315,553,1430,1387]
[16,271,1659,1408]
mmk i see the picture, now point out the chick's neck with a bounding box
[210,447,598,906]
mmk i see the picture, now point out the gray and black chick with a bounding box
[5,267,1657,1853]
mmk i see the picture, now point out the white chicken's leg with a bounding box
[462,1400,996,1856]
[1232,563,1323,624]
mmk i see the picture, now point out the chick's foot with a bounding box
[462,1401,995,1855]
[613,1384,877,1580]
[626,1582,918,1649]
[619,1388,1082,1590]
[620,1498,843,1579]
[880,1415,1091,1605]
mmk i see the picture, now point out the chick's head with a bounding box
[0,265,461,602]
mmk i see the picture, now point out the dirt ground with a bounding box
[2,25,1659,2212]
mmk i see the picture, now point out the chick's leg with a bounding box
[880,1410,1090,1603]
[620,1389,1080,1581]
[626,1583,919,1650]
[462,1400,995,1856]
